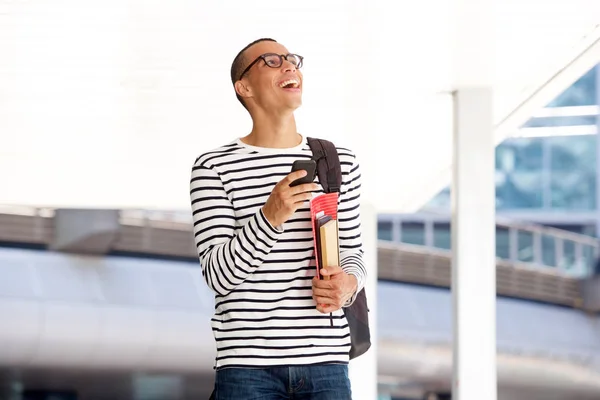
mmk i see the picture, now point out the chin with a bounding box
[280,91,302,107]
[292,99,302,109]
[288,103,302,113]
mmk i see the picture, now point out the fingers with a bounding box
[312,277,343,305]
[314,293,343,313]
[263,173,317,227]
[314,296,336,306]
[312,285,336,301]
[292,191,314,204]
[288,181,318,205]
[317,303,340,314]
[281,171,319,192]
[312,276,334,290]
[283,170,308,186]
[312,275,354,314]
[314,297,342,313]
[320,266,343,278]
[290,182,319,196]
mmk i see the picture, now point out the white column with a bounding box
[345,1,378,399]
[595,64,600,239]
[450,0,496,395]
[349,201,378,400]
[451,88,497,400]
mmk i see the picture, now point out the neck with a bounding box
[242,110,300,149]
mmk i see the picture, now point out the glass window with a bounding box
[423,65,598,213]
[496,227,510,259]
[495,138,544,209]
[546,66,597,107]
[433,222,451,249]
[377,221,393,241]
[583,244,597,276]
[561,240,577,271]
[401,222,425,245]
[549,135,596,210]
[542,234,556,267]
[425,134,597,212]
[426,187,451,210]
[517,230,534,262]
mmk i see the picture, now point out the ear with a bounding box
[234,80,253,100]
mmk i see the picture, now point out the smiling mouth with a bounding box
[279,79,300,89]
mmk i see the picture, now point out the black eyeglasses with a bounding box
[238,53,304,81]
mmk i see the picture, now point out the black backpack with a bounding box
[307,137,372,360]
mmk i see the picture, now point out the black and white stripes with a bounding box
[190,136,366,369]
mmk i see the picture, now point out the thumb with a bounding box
[321,267,342,278]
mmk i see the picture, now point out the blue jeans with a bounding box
[213,364,352,400]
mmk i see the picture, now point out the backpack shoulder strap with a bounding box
[307,137,342,194]
[308,137,371,360]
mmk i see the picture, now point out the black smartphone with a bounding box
[290,159,317,187]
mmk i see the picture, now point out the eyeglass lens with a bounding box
[264,54,302,68]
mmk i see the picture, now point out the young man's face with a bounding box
[236,41,303,113]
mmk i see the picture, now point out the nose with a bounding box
[282,59,297,73]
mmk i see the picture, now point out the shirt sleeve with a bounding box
[190,160,284,296]
[337,153,367,306]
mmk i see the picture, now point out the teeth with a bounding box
[279,79,299,88]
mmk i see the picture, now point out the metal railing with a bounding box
[0,205,595,306]
[377,240,581,307]
[1,205,597,278]
[119,209,600,278]
[380,214,599,279]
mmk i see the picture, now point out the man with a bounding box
[190,38,366,399]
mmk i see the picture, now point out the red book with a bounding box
[310,192,339,280]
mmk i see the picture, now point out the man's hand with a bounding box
[312,266,358,313]
[262,170,319,228]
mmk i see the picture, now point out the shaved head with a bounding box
[231,38,277,108]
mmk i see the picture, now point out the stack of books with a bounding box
[310,192,340,280]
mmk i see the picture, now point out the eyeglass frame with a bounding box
[237,53,304,82]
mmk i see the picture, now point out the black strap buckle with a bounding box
[327,170,341,193]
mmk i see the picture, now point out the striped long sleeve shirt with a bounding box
[189,135,366,370]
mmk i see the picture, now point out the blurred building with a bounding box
[426,65,599,233]
[380,65,600,273]
[375,65,600,399]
